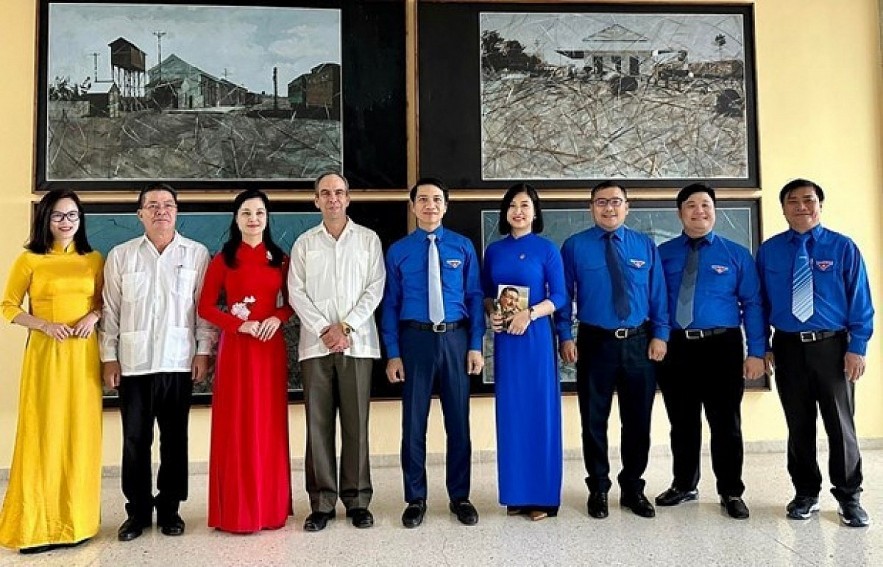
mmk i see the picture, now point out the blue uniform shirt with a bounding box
[756,224,874,355]
[381,226,486,358]
[556,225,670,341]
[658,231,765,358]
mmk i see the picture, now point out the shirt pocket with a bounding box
[440,256,465,292]
[706,263,737,295]
[626,257,650,285]
[305,250,333,302]
[121,272,148,303]
[120,330,149,366]
[165,326,193,363]
[174,268,198,296]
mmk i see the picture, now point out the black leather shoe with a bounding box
[655,486,699,507]
[720,496,750,519]
[347,508,374,529]
[118,517,150,541]
[402,500,426,528]
[786,495,820,520]
[158,513,185,536]
[621,492,656,518]
[303,510,336,532]
[449,499,479,526]
[19,545,57,554]
[587,492,609,519]
[838,501,870,527]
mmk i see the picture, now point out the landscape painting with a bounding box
[39,2,342,188]
[479,8,757,184]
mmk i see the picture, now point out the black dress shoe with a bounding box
[587,491,609,519]
[19,544,58,554]
[720,496,750,519]
[402,500,426,528]
[118,517,151,541]
[158,513,186,536]
[347,508,374,529]
[449,499,479,526]
[621,492,656,518]
[655,486,699,507]
[303,510,336,532]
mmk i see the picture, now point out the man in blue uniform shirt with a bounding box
[557,180,669,519]
[656,183,765,519]
[757,178,873,528]
[382,177,485,528]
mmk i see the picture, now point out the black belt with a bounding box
[777,330,845,343]
[403,319,467,333]
[581,322,648,340]
[673,327,735,340]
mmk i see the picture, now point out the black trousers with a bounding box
[118,372,193,521]
[575,325,656,494]
[772,331,863,503]
[657,329,745,497]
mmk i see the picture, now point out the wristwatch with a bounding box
[342,322,353,335]
[528,306,538,321]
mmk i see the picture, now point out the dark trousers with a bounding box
[302,354,374,513]
[118,372,193,522]
[575,325,656,494]
[400,326,471,503]
[772,331,863,503]
[657,329,745,497]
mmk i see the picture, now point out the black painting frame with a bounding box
[35,0,407,192]
[418,2,760,189]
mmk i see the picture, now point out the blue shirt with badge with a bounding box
[381,226,485,358]
[756,224,874,355]
[658,231,765,358]
[556,225,670,341]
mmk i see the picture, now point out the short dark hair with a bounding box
[498,182,545,235]
[676,183,717,210]
[410,177,449,203]
[500,286,519,298]
[314,171,349,193]
[779,178,825,204]
[27,189,93,255]
[138,182,179,209]
[591,180,628,200]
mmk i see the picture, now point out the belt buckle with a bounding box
[432,322,447,333]
[614,328,630,339]
[685,329,704,340]
[799,331,816,343]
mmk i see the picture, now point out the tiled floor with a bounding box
[1,449,881,566]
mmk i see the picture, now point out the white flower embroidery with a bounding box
[230,296,256,321]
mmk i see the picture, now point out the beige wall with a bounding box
[1,0,881,469]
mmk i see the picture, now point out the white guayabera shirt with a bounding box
[288,219,386,361]
[100,232,217,375]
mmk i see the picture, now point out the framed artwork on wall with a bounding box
[35,0,407,192]
[442,197,769,392]
[418,2,759,189]
[83,198,409,406]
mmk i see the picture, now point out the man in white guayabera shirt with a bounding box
[288,172,386,532]
[101,183,217,542]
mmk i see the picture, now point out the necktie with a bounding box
[675,238,701,329]
[791,234,814,322]
[427,234,445,325]
[605,232,631,321]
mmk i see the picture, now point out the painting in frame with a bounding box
[35,0,407,192]
[418,2,759,189]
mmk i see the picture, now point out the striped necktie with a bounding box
[427,234,445,325]
[791,233,814,323]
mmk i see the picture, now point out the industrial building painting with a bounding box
[42,3,341,183]
[480,10,756,182]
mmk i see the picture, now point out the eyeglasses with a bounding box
[143,202,178,214]
[592,198,626,208]
[49,211,80,222]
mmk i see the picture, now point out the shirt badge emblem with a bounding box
[519,254,526,260]
[629,259,645,268]
[446,259,462,269]
[816,260,834,271]
[711,264,729,274]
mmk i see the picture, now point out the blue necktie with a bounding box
[605,232,630,321]
[427,234,445,324]
[791,234,814,322]
[676,238,702,329]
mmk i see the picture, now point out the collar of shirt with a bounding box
[680,230,715,248]
[413,225,446,241]
[787,224,823,243]
[593,225,625,241]
[319,217,353,241]
[137,231,185,254]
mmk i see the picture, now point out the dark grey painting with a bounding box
[45,3,341,183]
[480,10,754,182]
